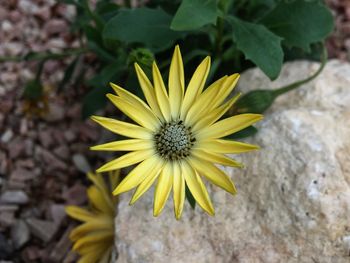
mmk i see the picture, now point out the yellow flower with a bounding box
[91,45,263,219]
[65,171,120,263]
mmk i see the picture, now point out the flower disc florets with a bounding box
[155,120,195,160]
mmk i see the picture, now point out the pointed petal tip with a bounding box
[153,210,161,217]
[89,145,97,151]
[204,56,211,62]
[112,187,121,196]
[105,93,114,99]
[207,208,215,216]
[90,115,101,122]
[129,198,136,205]
[96,166,109,173]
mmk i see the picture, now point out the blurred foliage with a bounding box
[2,0,333,118]
[59,0,333,118]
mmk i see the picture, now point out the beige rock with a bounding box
[114,60,350,263]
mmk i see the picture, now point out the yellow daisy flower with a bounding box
[65,171,120,263]
[91,45,263,219]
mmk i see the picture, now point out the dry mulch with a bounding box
[0,0,349,262]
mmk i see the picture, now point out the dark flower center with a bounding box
[154,120,195,161]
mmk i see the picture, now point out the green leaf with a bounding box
[225,126,258,139]
[96,1,119,21]
[82,85,111,119]
[82,62,124,118]
[171,0,218,31]
[185,184,196,210]
[260,0,333,51]
[103,7,182,51]
[87,41,117,63]
[233,89,276,114]
[227,16,283,80]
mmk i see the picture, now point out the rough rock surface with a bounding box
[114,60,350,263]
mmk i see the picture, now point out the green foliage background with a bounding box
[33,0,334,118]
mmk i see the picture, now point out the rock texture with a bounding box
[114,60,350,263]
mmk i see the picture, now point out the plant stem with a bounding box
[272,44,327,98]
[0,48,88,63]
[215,17,225,58]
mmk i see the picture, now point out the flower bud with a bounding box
[231,89,276,114]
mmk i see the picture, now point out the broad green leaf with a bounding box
[103,7,182,51]
[260,0,333,51]
[227,16,283,80]
[233,90,276,114]
[96,1,119,21]
[87,41,117,63]
[171,0,218,31]
[83,62,124,118]
[82,84,111,119]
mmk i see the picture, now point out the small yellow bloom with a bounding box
[65,171,120,263]
[91,45,263,219]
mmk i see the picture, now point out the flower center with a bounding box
[154,120,195,161]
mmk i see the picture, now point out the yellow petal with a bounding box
[73,230,114,251]
[87,173,115,213]
[87,186,114,215]
[70,218,113,241]
[209,73,240,111]
[181,56,210,118]
[99,247,112,263]
[110,82,157,121]
[90,139,152,152]
[78,250,106,263]
[173,162,185,220]
[169,45,184,119]
[153,62,171,122]
[107,93,159,130]
[108,170,121,193]
[65,206,95,222]
[129,162,163,204]
[196,114,263,140]
[184,75,227,126]
[76,241,110,256]
[192,93,241,132]
[153,163,173,216]
[192,149,243,168]
[112,155,161,195]
[181,161,214,216]
[96,149,153,173]
[189,157,236,194]
[196,139,260,153]
[134,63,164,120]
[91,116,152,139]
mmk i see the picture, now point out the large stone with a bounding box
[114,60,350,263]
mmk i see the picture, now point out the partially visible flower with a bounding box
[65,170,120,263]
[91,45,263,219]
[22,81,50,118]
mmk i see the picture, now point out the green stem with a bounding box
[82,0,104,31]
[215,17,224,57]
[272,44,327,98]
[0,48,88,63]
[35,60,45,81]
